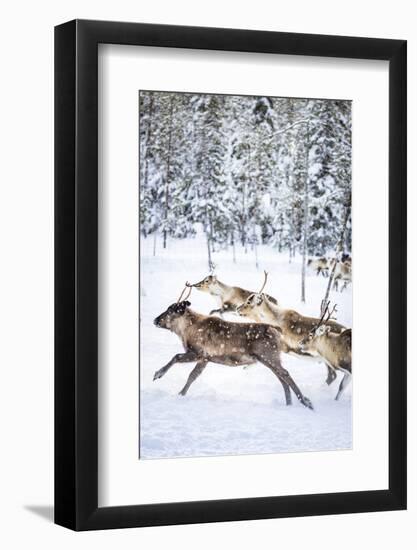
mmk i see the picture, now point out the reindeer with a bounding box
[236,273,347,386]
[307,257,330,277]
[299,303,352,400]
[341,253,351,264]
[152,284,314,409]
[187,273,277,316]
[333,261,352,292]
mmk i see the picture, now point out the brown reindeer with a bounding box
[299,303,352,400]
[187,273,277,316]
[152,285,313,409]
[333,261,352,292]
[307,257,330,277]
[236,274,346,386]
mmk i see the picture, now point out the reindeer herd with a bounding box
[153,270,352,411]
[307,254,352,292]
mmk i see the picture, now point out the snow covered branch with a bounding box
[267,119,310,139]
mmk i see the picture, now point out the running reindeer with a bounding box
[236,272,347,386]
[187,273,277,316]
[299,302,352,400]
[333,260,352,292]
[307,257,330,277]
[307,256,352,292]
[153,283,314,409]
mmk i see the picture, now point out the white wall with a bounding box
[0,0,415,547]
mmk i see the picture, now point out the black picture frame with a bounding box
[55,19,407,531]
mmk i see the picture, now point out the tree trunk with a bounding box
[288,171,296,263]
[163,95,175,249]
[231,232,236,263]
[301,122,310,303]
[142,93,154,194]
[209,217,215,254]
[153,231,157,257]
[206,231,213,272]
[301,188,308,302]
[241,167,247,249]
[205,210,214,272]
[320,203,351,315]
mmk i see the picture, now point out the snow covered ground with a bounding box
[139,232,352,459]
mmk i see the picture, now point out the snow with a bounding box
[140,231,352,459]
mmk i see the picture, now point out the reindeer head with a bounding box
[299,302,337,351]
[299,324,332,350]
[153,301,191,329]
[188,274,219,295]
[153,284,192,330]
[237,271,269,318]
[236,292,265,317]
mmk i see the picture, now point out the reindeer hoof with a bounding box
[153,368,165,381]
[209,309,224,317]
[178,389,187,396]
[301,397,314,410]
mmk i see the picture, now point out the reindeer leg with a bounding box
[256,354,312,410]
[325,364,337,386]
[178,361,208,396]
[276,367,313,409]
[279,377,292,405]
[278,366,313,410]
[153,351,198,381]
[335,371,351,401]
[210,304,235,317]
[259,362,292,405]
[209,307,225,316]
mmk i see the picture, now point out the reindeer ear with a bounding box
[255,294,264,305]
[212,275,217,282]
[176,300,190,314]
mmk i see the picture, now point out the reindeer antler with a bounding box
[315,301,329,331]
[184,283,192,301]
[326,303,338,322]
[177,282,192,303]
[258,270,268,294]
[314,301,338,333]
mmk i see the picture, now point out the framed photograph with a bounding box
[55,19,407,530]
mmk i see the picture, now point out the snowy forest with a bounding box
[139,91,352,275]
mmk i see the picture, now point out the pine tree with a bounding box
[139,91,352,270]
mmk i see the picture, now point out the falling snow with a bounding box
[139,232,352,459]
